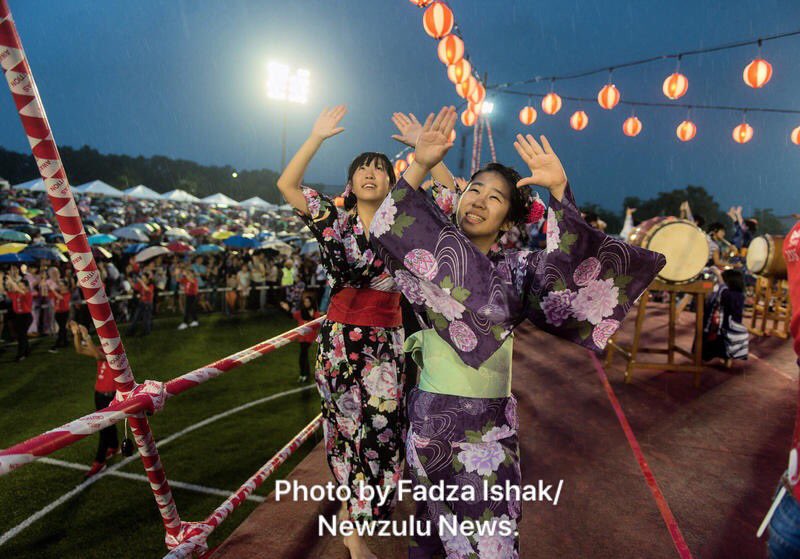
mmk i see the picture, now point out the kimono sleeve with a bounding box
[428,182,460,220]
[518,186,666,350]
[294,186,341,243]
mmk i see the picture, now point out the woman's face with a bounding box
[350,160,391,205]
[456,171,512,240]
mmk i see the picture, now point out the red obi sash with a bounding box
[326,287,402,328]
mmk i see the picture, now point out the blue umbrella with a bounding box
[197,244,224,254]
[0,228,31,243]
[21,246,67,262]
[88,233,118,246]
[0,213,33,224]
[124,243,149,254]
[0,252,35,263]
[223,235,260,249]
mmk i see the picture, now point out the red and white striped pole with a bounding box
[0,0,181,541]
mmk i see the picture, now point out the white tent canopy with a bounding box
[12,178,45,192]
[200,193,239,206]
[239,196,275,209]
[74,180,124,197]
[160,189,200,203]
[124,184,162,200]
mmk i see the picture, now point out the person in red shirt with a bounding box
[5,275,33,362]
[126,272,154,337]
[281,294,321,383]
[765,219,800,558]
[69,320,119,478]
[47,279,71,352]
[177,267,200,330]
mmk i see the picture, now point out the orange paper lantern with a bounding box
[422,2,454,39]
[437,34,464,65]
[468,81,486,104]
[456,76,477,99]
[676,120,697,142]
[461,109,477,127]
[449,129,456,142]
[395,160,408,175]
[597,84,620,110]
[732,123,753,144]
[791,126,800,145]
[541,92,562,115]
[406,153,416,165]
[519,106,537,126]
[468,101,483,115]
[409,0,433,6]
[447,59,471,84]
[622,116,642,137]
[743,58,773,89]
[662,73,689,100]
[570,111,588,131]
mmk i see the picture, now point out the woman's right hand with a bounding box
[391,112,423,147]
[310,105,347,141]
[414,106,457,170]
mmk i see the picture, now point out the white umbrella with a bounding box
[135,245,171,263]
[260,240,293,256]
[200,193,240,206]
[124,185,162,200]
[300,239,319,254]
[113,226,150,242]
[164,227,192,240]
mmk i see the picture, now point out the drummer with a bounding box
[707,222,737,270]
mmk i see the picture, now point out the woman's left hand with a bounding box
[414,106,457,170]
[514,134,568,200]
[391,112,423,147]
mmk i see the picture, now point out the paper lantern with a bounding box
[468,81,486,104]
[541,92,562,115]
[406,152,416,165]
[662,73,689,100]
[676,120,697,142]
[519,106,537,125]
[622,116,642,137]
[422,2,454,39]
[409,0,432,6]
[570,111,588,131]
[447,59,471,84]
[394,160,408,175]
[449,129,456,142]
[791,126,800,145]
[437,34,464,65]
[468,101,483,115]
[461,109,477,127]
[743,58,772,89]
[732,123,753,144]
[597,84,620,110]
[334,196,345,208]
[456,76,477,99]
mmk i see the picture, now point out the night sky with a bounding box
[0,0,798,214]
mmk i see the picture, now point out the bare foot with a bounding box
[343,533,378,559]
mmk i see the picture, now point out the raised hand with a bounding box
[513,134,567,200]
[413,106,457,170]
[391,112,423,147]
[310,105,347,141]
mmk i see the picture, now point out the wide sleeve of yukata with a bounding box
[518,186,666,351]
[294,186,348,270]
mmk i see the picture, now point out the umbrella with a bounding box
[54,243,69,253]
[124,243,148,254]
[167,241,195,253]
[300,239,319,255]
[211,230,235,240]
[7,206,26,215]
[24,209,43,217]
[0,242,27,255]
[165,227,192,240]
[21,246,67,262]
[135,245,170,263]
[0,253,34,263]
[0,228,31,243]
[113,226,150,242]
[260,240,293,256]
[12,225,40,237]
[223,235,260,249]
[196,244,224,254]
[0,213,33,224]
[189,227,210,236]
[88,233,118,246]
[97,223,117,233]
[92,246,112,260]
[85,225,99,236]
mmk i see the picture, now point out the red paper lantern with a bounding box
[422,2,454,39]
[437,34,464,65]
[394,159,408,175]
[791,126,800,145]
[456,76,477,99]
[541,93,562,115]
[622,116,642,137]
[449,129,456,142]
[676,120,697,142]
[468,81,486,104]
[461,109,477,127]
[570,111,588,131]
[519,106,537,126]
[732,123,753,144]
[662,73,689,100]
[406,153,416,165]
[447,59,471,84]
[597,84,620,110]
[743,58,772,89]
[409,0,433,6]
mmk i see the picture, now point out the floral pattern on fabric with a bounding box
[369,178,666,369]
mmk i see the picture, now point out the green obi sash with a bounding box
[404,328,513,398]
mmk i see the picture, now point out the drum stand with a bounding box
[748,276,791,339]
[605,279,714,387]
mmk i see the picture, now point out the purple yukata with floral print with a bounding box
[369,178,665,558]
[297,186,406,522]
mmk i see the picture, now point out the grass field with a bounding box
[0,310,324,558]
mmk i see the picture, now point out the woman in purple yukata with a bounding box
[369,107,666,558]
[277,105,410,559]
